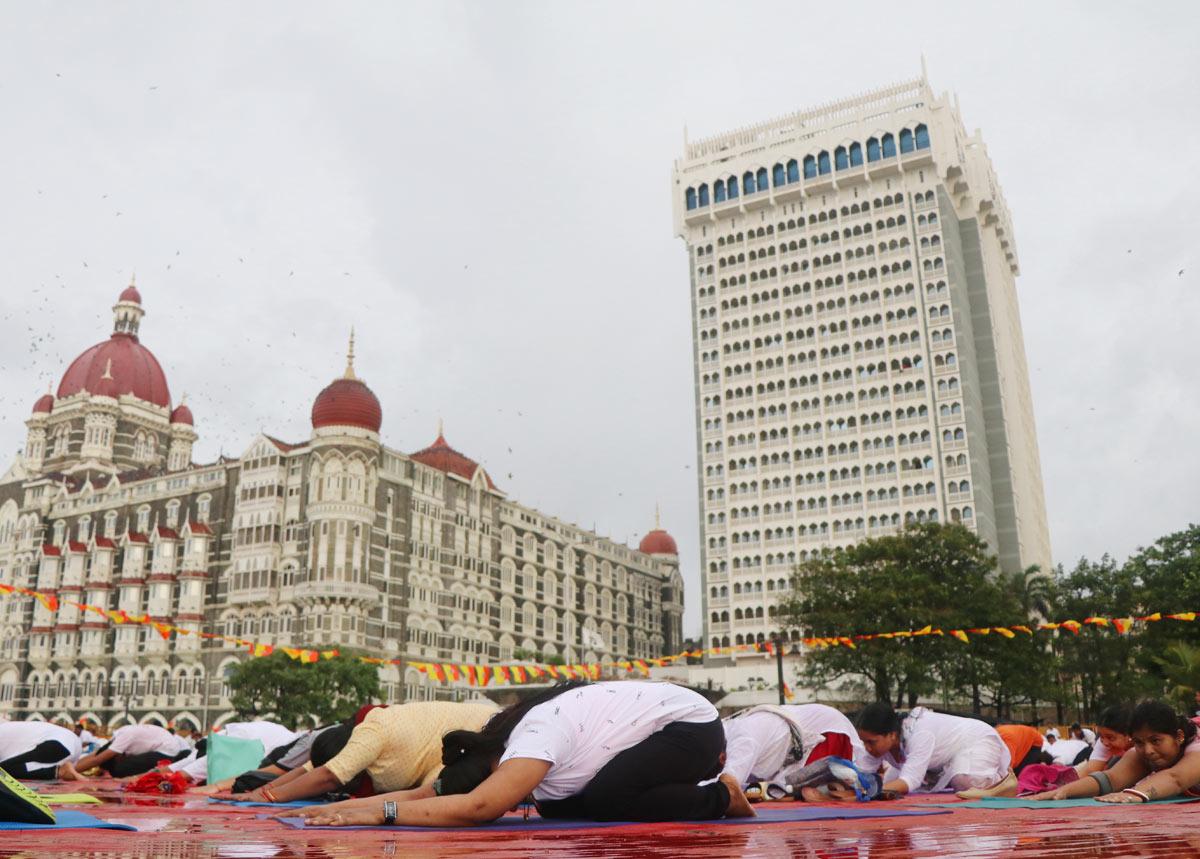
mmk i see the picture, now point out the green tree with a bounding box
[777,522,1005,708]
[1155,642,1200,711]
[228,652,381,729]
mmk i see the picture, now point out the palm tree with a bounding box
[1156,642,1200,711]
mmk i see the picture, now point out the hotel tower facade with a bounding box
[672,76,1051,653]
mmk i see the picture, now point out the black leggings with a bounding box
[103,746,191,777]
[0,740,72,780]
[535,718,730,822]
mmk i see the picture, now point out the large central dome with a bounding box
[56,286,171,408]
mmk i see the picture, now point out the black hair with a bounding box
[1129,700,1198,745]
[310,721,355,768]
[436,680,589,796]
[854,701,904,735]
[1097,704,1133,735]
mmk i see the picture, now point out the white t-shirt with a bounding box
[722,704,862,786]
[500,681,717,801]
[1047,738,1089,766]
[855,708,1009,793]
[1088,739,1122,763]
[1079,728,1097,745]
[0,722,82,764]
[109,724,191,757]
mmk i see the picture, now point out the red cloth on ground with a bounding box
[804,732,854,765]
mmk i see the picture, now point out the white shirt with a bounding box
[1088,739,1121,763]
[109,724,191,757]
[500,681,717,801]
[1079,728,1097,745]
[1047,738,1089,766]
[723,704,863,786]
[855,708,1007,793]
[0,722,83,763]
[171,721,299,781]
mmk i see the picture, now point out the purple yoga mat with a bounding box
[271,804,950,832]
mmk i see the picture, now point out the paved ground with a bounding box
[3,780,1199,858]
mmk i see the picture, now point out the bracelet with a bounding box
[260,787,277,803]
[1122,788,1150,803]
[1089,771,1113,795]
[383,800,397,825]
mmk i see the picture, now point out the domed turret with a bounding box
[310,330,382,434]
[410,421,496,489]
[639,506,678,556]
[31,393,54,415]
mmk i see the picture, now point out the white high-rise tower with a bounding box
[672,76,1051,653]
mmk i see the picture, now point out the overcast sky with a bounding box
[1,2,1197,635]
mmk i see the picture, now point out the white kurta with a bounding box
[854,707,1010,793]
[0,722,83,766]
[722,704,863,786]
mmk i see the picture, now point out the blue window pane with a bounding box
[714,180,726,203]
[849,142,863,166]
[867,138,880,162]
[698,184,710,206]
[834,147,849,171]
[728,176,738,199]
[817,151,831,175]
[803,156,817,179]
[686,187,696,210]
[772,164,785,186]
[756,167,768,191]
[743,172,755,195]
[915,124,930,149]
[786,159,799,183]
[900,128,914,153]
[881,134,896,158]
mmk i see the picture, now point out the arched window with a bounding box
[727,175,739,198]
[849,142,863,166]
[685,187,696,210]
[803,155,817,179]
[714,179,726,203]
[755,167,768,191]
[866,137,880,162]
[697,183,710,206]
[817,151,831,175]
[772,163,786,186]
[834,146,848,171]
[742,171,755,195]
[914,123,930,149]
[900,128,914,153]
[786,159,799,183]
[881,133,896,158]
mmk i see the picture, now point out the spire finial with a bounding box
[130,271,136,286]
[343,327,356,380]
[437,417,444,439]
[655,503,661,530]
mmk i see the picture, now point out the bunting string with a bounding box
[0,582,1194,687]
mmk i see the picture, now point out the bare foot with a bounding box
[719,773,757,818]
[800,786,826,802]
[56,761,87,781]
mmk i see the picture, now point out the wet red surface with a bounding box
[4,781,1200,858]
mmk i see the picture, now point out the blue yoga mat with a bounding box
[935,796,1200,810]
[274,804,950,832]
[0,810,138,831]
[209,798,320,809]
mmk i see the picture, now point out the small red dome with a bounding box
[58,335,171,407]
[639,529,678,556]
[119,284,142,304]
[170,403,194,425]
[311,377,382,433]
[410,432,496,489]
[31,393,54,414]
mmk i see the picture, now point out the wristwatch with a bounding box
[383,800,398,825]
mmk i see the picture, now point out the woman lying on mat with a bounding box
[74,723,192,777]
[854,703,1015,799]
[1028,701,1200,802]
[198,724,337,795]
[284,680,756,827]
[211,701,496,804]
[1074,705,1133,777]
[0,721,86,781]
[169,720,298,784]
[721,703,866,801]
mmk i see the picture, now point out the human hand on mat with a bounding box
[1095,791,1145,804]
[303,806,383,827]
[1026,787,1072,801]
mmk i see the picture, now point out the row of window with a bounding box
[685,125,932,210]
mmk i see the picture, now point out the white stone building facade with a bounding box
[672,76,1051,653]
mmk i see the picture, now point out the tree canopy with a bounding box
[227,652,381,729]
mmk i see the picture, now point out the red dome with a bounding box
[311,377,382,433]
[170,403,194,425]
[31,393,54,414]
[639,529,679,556]
[57,334,171,408]
[119,284,142,304]
[410,433,496,489]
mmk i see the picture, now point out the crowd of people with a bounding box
[2,681,1199,828]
